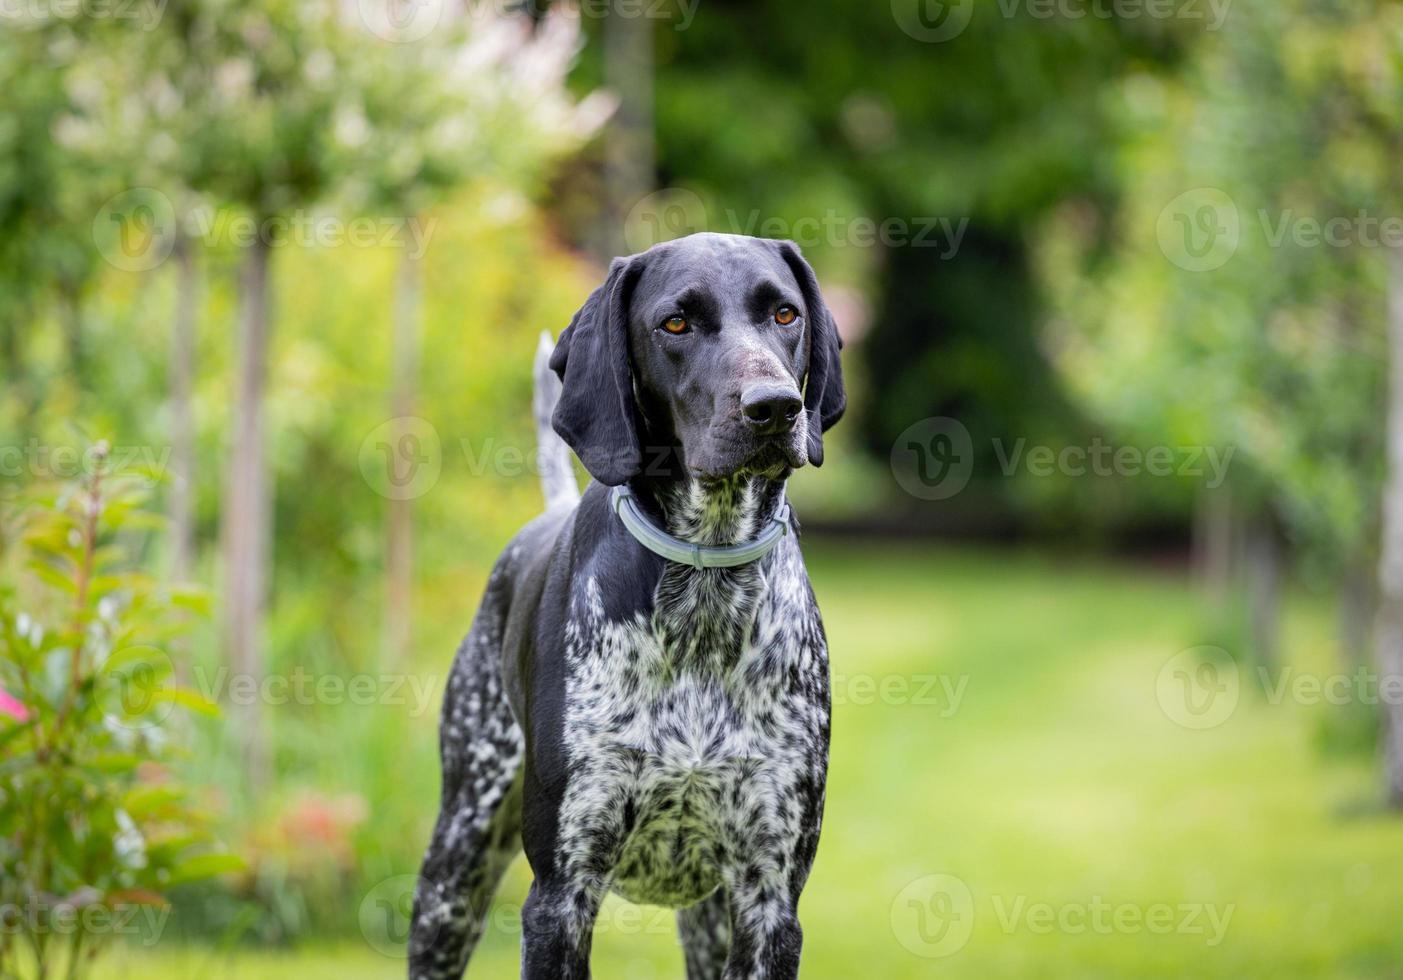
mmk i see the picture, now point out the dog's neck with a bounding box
[625,473,789,673]
[629,473,788,548]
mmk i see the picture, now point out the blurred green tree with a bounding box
[567,0,1198,533]
[336,3,610,663]
[1038,0,1403,798]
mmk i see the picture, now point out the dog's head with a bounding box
[549,233,846,486]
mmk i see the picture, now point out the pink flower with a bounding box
[0,687,29,724]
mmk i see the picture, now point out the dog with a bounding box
[408,232,845,979]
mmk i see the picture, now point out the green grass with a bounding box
[95,540,1403,978]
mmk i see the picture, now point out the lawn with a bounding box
[93,540,1403,978]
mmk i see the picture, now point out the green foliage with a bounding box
[574,0,1202,533]
[336,6,612,217]
[1037,0,1401,571]
[0,443,238,979]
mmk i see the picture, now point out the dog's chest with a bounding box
[559,535,826,908]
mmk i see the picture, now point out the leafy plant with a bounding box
[0,441,240,979]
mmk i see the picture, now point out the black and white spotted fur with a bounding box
[410,233,845,979]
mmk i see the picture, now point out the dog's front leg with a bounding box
[520,875,605,980]
[520,780,630,980]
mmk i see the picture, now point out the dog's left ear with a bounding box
[549,256,642,486]
[775,240,846,466]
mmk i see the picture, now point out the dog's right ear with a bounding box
[549,257,641,486]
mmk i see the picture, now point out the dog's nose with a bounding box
[741,384,803,436]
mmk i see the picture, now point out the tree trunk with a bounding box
[1376,247,1403,807]
[385,247,420,665]
[1193,484,1233,602]
[60,286,83,379]
[1244,517,1280,673]
[222,235,272,789]
[0,316,18,386]
[170,235,198,584]
[599,3,654,259]
[1,310,34,425]
[1340,555,1373,668]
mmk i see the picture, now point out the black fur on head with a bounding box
[550,235,846,486]
[548,257,643,486]
[772,239,846,466]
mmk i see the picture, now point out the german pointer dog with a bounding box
[409,232,845,979]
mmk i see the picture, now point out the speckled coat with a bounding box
[409,233,844,980]
[409,474,831,980]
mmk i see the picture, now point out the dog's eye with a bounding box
[774,305,798,326]
[661,315,689,334]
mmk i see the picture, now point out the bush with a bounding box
[0,441,240,979]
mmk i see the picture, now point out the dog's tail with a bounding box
[534,330,581,511]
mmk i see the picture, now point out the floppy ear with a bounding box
[549,257,642,486]
[776,240,846,466]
